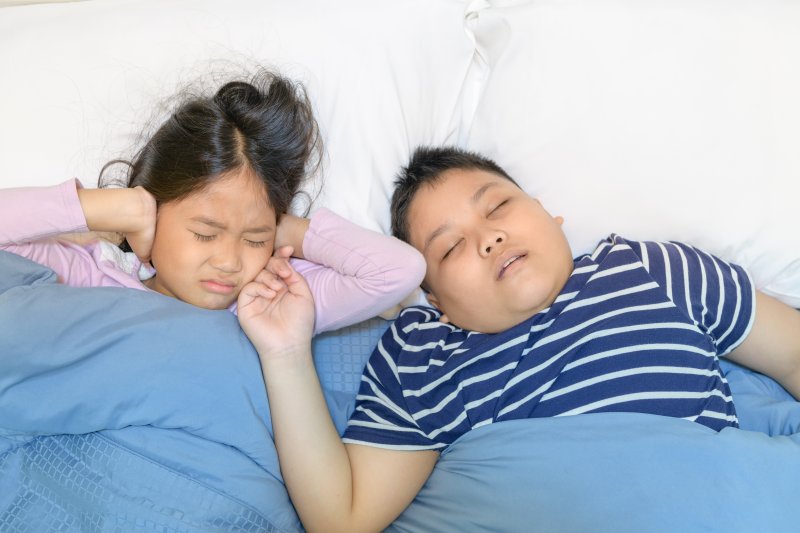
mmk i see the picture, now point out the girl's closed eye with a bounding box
[193,232,215,242]
[245,239,268,248]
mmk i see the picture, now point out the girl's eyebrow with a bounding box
[190,216,274,233]
[191,216,225,229]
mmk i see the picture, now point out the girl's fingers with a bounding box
[273,245,293,259]
[266,277,286,291]
[260,287,276,299]
[240,281,277,304]
[245,274,284,294]
[252,271,289,294]
[266,257,288,276]
[266,256,298,281]
[255,268,286,287]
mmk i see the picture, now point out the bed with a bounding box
[1,0,799,531]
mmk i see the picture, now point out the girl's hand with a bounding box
[237,249,315,358]
[78,185,157,263]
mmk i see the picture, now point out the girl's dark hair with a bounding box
[101,70,321,251]
[390,146,519,244]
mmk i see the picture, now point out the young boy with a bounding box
[237,146,800,533]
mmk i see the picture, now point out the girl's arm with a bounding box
[0,180,88,247]
[282,208,426,334]
[263,344,438,533]
[76,185,156,262]
[0,179,155,282]
[237,262,438,533]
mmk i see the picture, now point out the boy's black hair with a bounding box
[390,146,519,244]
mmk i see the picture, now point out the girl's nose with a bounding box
[209,240,242,273]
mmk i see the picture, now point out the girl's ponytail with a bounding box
[102,69,322,252]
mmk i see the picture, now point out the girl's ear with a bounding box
[425,293,450,323]
[555,215,564,225]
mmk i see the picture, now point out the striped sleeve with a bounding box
[623,237,756,355]
[343,308,443,450]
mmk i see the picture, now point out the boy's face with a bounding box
[407,168,574,333]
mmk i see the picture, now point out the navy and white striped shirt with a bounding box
[343,236,756,451]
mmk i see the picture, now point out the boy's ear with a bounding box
[425,292,450,324]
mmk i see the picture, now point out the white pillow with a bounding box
[0,0,484,234]
[466,0,800,306]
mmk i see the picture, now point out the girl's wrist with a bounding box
[78,186,155,234]
[275,214,310,259]
[257,344,315,373]
[133,186,157,233]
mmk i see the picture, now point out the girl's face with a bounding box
[144,168,276,310]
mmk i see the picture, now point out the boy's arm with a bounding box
[281,208,426,334]
[626,239,797,392]
[237,260,438,533]
[727,291,800,400]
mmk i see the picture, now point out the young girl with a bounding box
[0,71,425,333]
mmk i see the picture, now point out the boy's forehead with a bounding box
[414,168,511,209]
[407,168,510,248]
[421,168,503,199]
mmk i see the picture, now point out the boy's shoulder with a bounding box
[385,305,467,353]
[393,305,448,334]
[582,234,643,265]
[588,234,690,266]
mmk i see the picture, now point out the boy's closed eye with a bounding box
[442,239,463,261]
[439,199,511,260]
[488,198,510,217]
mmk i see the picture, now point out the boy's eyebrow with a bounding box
[191,216,273,233]
[422,182,499,254]
[471,182,498,205]
[423,224,450,255]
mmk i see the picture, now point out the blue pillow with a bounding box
[0,251,389,530]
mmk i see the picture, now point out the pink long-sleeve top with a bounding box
[0,179,425,334]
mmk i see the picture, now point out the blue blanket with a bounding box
[1,251,799,532]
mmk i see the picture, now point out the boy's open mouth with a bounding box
[497,253,527,280]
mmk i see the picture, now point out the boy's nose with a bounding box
[480,235,504,256]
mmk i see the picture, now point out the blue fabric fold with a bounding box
[2,250,799,532]
[391,413,800,533]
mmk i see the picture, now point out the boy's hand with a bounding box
[237,247,315,357]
